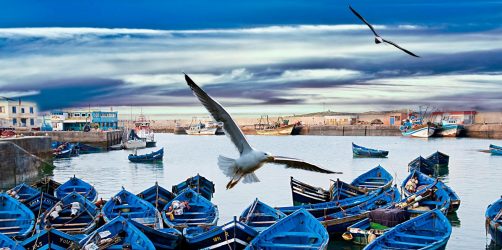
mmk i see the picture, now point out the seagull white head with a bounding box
[184,74,341,189]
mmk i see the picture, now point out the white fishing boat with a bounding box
[437,119,463,137]
[186,119,224,135]
[124,139,147,149]
[123,129,147,149]
[402,125,436,138]
[134,114,156,147]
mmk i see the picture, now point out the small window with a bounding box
[21,108,25,113]
[0,106,4,113]
[30,107,34,113]
[12,107,16,113]
[13,118,17,125]
[30,119,34,126]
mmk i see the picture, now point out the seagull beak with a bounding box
[267,156,275,161]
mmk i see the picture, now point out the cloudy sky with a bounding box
[1,0,501,117]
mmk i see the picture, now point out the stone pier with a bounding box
[0,136,53,189]
[17,130,123,148]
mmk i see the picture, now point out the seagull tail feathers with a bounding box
[242,173,260,184]
[218,155,238,178]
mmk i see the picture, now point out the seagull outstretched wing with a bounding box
[382,39,420,57]
[269,156,342,174]
[185,74,253,154]
[349,5,379,37]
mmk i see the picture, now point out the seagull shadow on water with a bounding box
[349,5,420,58]
[184,73,342,189]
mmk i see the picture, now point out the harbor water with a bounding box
[52,133,502,249]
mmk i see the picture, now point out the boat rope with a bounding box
[244,199,259,224]
[31,191,45,237]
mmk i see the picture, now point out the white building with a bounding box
[0,99,39,130]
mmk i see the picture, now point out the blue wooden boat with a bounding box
[408,156,447,176]
[318,186,400,234]
[80,216,155,250]
[172,174,216,201]
[490,144,502,155]
[138,182,176,211]
[55,176,98,202]
[53,142,77,158]
[21,228,79,249]
[346,181,451,245]
[129,219,183,250]
[352,143,389,158]
[0,193,35,239]
[351,165,393,191]
[75,142,103,154]
[402,170,460,213]
[9,183,59,218]
[39,191,99,235]
[426,151,449,167]
[239,198,286,232]
[290,177,331,205]
[0,232,24,250]
[184,216,258,250]
[486,197,502,245]
[291,165,393,205]
[364,209,452,250]
[245,208,329,250]
[129,148,164,163]
[32,177,61,196]
[162,188,218,229]
[103,188,163,229]
[400,124,436,138]
[280,188,387,218]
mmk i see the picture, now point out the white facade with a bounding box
[0,99,39,129]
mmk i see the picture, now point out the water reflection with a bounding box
[447,212,461,227]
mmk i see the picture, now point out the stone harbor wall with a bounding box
[0,136,53,189]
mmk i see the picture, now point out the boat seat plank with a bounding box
[273,231,321,238]
[257,243,318,249]
[395,233,438,241]
[387,239,428,247]
[0,226,22,230]
[249,221,277,224]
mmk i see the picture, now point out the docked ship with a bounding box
[134,114,156,147]
[400,117,436,138]
[436,119,463,137]
[186,119,224,135]
[254,116,296,136]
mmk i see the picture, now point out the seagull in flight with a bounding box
[349,5,420,58]
[185,74,341,189]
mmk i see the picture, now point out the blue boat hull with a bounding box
[184,218,258,250]
[22,229,79,250]
[319,187,400,234]
[80,216,155,250]
[56,176,98,202]
[246,208,329,250]
[129,148,164,163]
[0,194,35,239]
[239,199,286,232]
[364,209,452,250]
[426,151,450,167]
[172,174,216,201]
[0,233,24,250]
[486,198,502,245]
[162,189,218,229]
[130,219,182,250]
[103,188,163,229]
[402,171,460,213]
[40,191,99,235]
[138,182,176,211]
[352,143,388,158]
